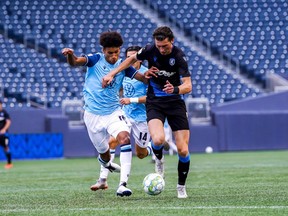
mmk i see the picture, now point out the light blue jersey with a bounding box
[83,53,137,115]
[122,65,148,122]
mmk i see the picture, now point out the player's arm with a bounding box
[62,48,87,66]
[133,71,148,84]
[120,96,147,105]
[144,66,159,79]
[119,87,124,98]
[179,76,192,94]
[163,77,192,95]
[102,54,138,88]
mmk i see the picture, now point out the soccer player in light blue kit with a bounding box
[92,46,152,195]
[62,31,147,197]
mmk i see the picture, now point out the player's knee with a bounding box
[117,132,130,145]
[152,137,165,146]
[177,148,189,157]
[136,152,146,159]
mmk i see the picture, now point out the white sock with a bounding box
[147,142,152,156]
[99,149,115,180]
[119,144,132,185]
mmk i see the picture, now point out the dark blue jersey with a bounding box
[0,109,10,130]
[136,44,190,99]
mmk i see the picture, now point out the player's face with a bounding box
[103,47,121,64]
[126,50,141,70]
[155,38,174,55]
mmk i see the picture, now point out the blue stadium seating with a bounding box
[0,0,268,107]
[145,0,288,83]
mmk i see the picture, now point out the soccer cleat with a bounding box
[104,162,121,173]
[177,184,188,198]
[116,182,132,197]
[155,157,164,178]
[4,163,13,169]
[90,179,108,191]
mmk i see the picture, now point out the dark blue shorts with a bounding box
[146,98,189,131]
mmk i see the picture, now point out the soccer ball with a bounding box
[143,173,165,195]
[205,146,213,153]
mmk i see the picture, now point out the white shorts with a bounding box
[129,117,151,148]
[84,110,131,154]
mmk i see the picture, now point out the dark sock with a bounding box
[5,152,12,164]
[178,160,190,185]
[152,146,164,160]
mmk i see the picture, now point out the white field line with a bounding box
[1,206,288,213]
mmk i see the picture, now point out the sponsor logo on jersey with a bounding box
[156,70,176,77]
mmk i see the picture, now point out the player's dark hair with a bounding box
[153,26,174,41]
[99,31,123,48]
[125,45,141,56]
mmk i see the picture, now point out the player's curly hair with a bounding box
[153,26,174,41]
[99,31,123,48]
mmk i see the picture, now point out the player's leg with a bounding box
[83,111,121,191]
[1,135,13,169]
[174,130,190,198]
[132,121,152,159]
[91,137,118,191]
[148,119,165,159]
[115,131,132,196]
[148,119,166,177]
[108,110,132,197]
[168,100,190,198]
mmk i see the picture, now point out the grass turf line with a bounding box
[0,150,288,216]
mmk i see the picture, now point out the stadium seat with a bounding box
[0,0,274,107]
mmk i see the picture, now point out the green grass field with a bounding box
[1,150,288,216]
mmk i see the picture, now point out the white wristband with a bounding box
[130,98,139,103]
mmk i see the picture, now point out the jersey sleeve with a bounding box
[124,66,138,79]
[177,53,191,77]
[136,44,151,61]
[84,53,101,67]
[4,110,10,120]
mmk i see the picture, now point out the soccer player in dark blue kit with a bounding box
[0,100,13,169]
[102,26,192,198]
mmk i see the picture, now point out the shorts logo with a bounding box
[169,58,175,66]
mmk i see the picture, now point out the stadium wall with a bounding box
[4,91,288,159]
[211,91,288,151]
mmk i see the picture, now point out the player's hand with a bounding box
[102,74,114,88]
[163,80,174,94]
[119,98,130,105]
[144,66,159,79]
[61,48,74,56]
